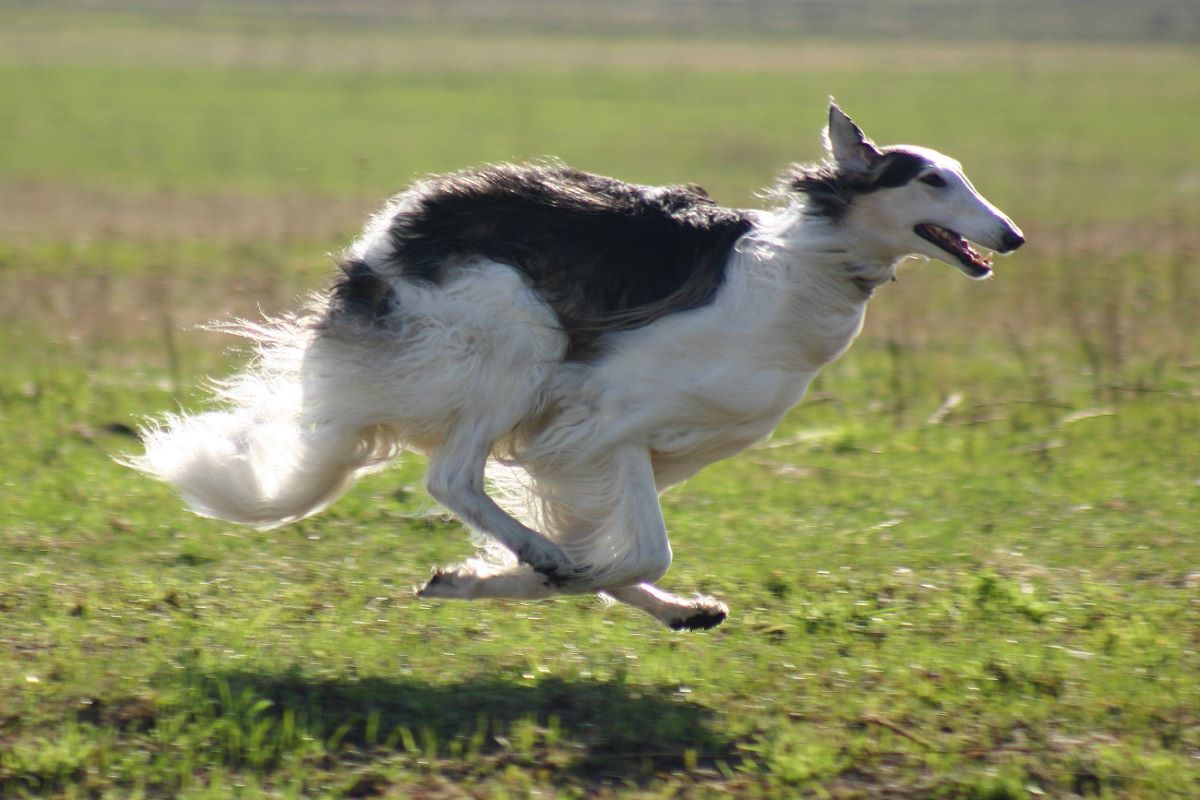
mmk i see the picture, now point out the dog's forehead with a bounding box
[885,145,964,174]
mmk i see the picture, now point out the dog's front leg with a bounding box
[603,584,728,631]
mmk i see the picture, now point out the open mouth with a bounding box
[914,223,993,278]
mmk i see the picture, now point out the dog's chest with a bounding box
[598,357,815,485]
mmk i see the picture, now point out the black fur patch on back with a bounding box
[375,163,753,359]
[782,148,929,220]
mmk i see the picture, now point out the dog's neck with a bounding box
[725,209,902,371]
[841,258,898,299]
[751,208,900,300]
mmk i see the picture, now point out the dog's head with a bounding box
[786,101,1024,278]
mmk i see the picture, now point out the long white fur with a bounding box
[130,106,1021,629]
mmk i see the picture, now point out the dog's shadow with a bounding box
[201,667,730,778]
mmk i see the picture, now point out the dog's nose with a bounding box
[999,228,1025,253]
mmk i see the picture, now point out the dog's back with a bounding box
[337,164,752,358]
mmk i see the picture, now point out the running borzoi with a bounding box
[130,101,1023,630]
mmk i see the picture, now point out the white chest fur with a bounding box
[524,230,873,487]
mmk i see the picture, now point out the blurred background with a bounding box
[3,0,1198,388]
[2,2,1199,797]
[2,0,1198,402]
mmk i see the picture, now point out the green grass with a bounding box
[2,10,1200,799]
[3,344,1198,798]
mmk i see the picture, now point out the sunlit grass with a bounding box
[2,339,1197,797]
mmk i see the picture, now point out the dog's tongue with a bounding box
[916,223,993,278]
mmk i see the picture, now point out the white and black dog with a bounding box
[132,101,1023,630]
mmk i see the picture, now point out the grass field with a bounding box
[2,7,1199,799]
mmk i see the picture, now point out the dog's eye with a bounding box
[919,174,947,188]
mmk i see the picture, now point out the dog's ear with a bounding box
[824,100,884,178]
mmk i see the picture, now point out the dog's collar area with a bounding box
[914,223,993,279]
[844,261,897,298]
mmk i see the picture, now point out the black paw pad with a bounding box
[670,609,727,631]
[415,569,446,596]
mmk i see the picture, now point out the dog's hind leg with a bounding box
[423,424,580,584]
[417,562,557,600]
[603,584,728,631]
[419,445,673,600]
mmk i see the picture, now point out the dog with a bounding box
[130,101,1023,630]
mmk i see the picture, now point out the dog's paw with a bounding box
[415,566,476,599]
[668,598,729,631]
[535,561,592,590]
[516,544,588,589]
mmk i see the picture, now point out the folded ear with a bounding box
[824,99,884,177]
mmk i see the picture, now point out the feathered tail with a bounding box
[126,313,401,529]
